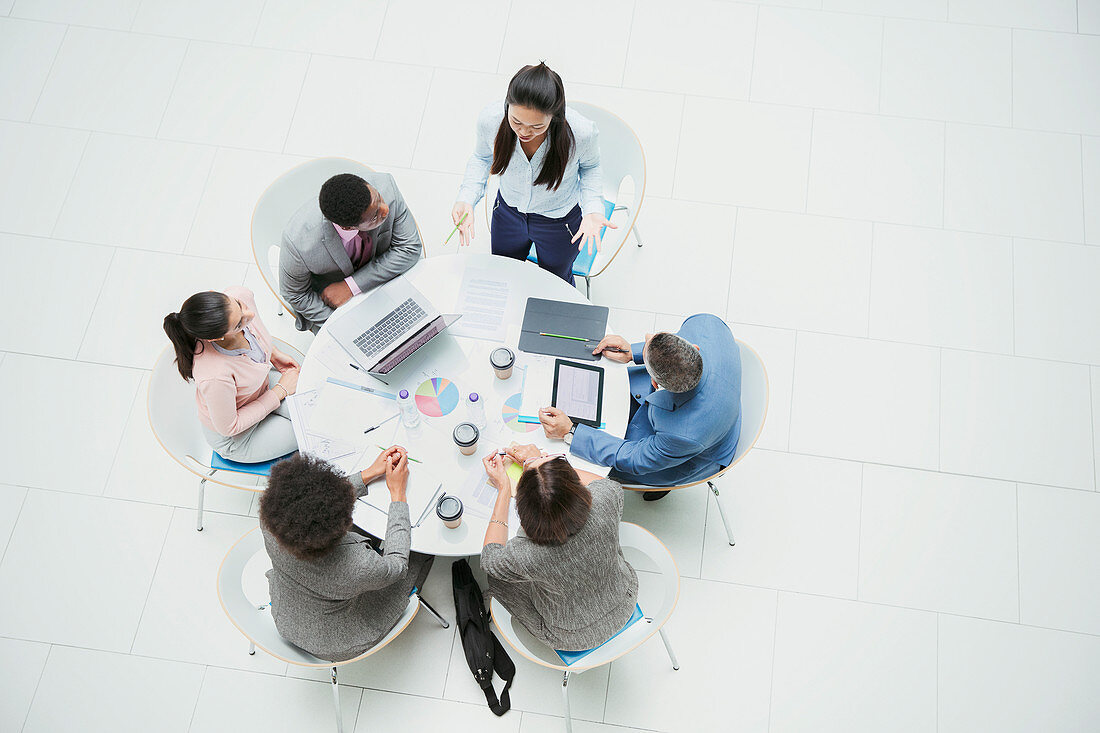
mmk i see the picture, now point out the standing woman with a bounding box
[163,286,300,463]
[451,62,615,285]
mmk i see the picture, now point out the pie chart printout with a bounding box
[502,392,538,433]
[415,377,460,417]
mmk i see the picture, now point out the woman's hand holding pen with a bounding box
[573,212,618,255]
[482,452,511,495]
[450,202,475,247]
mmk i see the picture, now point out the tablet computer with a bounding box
[551,359,605,429]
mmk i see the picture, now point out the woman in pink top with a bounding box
[163,286,300,463]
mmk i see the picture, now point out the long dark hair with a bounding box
[491,62,575,191]
[163,291,231,381]
[515,458,592,546]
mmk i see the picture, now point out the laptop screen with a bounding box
[372,317,445,374]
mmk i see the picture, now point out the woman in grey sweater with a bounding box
[259,447,432,662]
[480,445,638,652]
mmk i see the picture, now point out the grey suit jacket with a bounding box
[262,473,418,662]
[278,172,422,332]
[481,478,639,651]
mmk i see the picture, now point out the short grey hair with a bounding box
[644,332,703,393]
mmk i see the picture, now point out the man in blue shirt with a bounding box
[539,314,742,500]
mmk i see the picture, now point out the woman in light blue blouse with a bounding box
[451,62,615,285]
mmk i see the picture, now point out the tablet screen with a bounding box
[552,360,604,427]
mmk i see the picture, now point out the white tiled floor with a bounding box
[1,2,1098,731]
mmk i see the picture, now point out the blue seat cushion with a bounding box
[527,198,616,278]
[210,450,296,477]
[554,603,644,665]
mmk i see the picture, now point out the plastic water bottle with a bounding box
[466,392,487,429]
[397,389,421,428]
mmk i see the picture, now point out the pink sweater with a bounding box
[193,287,281,436]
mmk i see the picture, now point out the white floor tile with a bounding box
[725,323,796,451]
[0,120,87,236]
[1014,239,1100,364]
[381,166,479,255]
[0,639,48,732]
[253,0,385,57]
[729,209,872,336]
[675,98,812,211]
[241,264,316,356]
[23,646,204,733]
[701,450,862,598]
[498,0,632,87]
[948,0,1078,32]
[751,7,883,114]
[190,666,362,733]
[859,465,1018,620]
[938,615,1100,733]
[0,485,27,561]
[624,0,757,99]
[11,0,140,29]
[1085,136,1100,245]
[0,235,113,358]
[411,68,511,176]
[868,225,1014,353]
[185,148,306,263]
[789,333,940,470]
[54,133,215,253]
[608,307,656,338]
[1013,31,1100,135]
[284,55,432,167]
[944,123,1083,242]
[807,111,944,226]
[32,27,185,137]
[1017,484,1100,635]
[0,490,171,651]
[356,690,520,733]
[880,19,1012,125]
[822,0,946,20]
[769,594,937,733]
[621,479,708,579]
[0,355,139,493]
[381,0,509,74]
[0,17,64,121]
[939,350,1094,490]
[160,42,309,152]
[1083,0,1100,34]
[77,249,247,369]
[587,198,735,316]
[520,713,658,733]
[131,509,287,674]
[603,579,777,733]
[131,0,264,44]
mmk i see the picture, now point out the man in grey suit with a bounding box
[279,172,422,332]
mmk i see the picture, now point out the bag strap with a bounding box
[479,633,515,716]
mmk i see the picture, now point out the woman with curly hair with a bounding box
[259,446,433,661]
[478,444,638,652]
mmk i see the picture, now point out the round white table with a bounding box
[297,253,628,557]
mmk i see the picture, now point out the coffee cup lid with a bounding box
[490,347,515,368]
[437,496,463,520]
[452,422,479,446]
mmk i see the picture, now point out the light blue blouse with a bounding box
[456,101,604,219]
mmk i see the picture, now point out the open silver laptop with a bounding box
[329,277,461,379]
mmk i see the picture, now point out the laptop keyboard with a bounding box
[353,298,427,356]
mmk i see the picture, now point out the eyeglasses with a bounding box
[523,452,567,469]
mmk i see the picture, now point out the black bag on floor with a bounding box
[451,558,515,716]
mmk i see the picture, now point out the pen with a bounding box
[326,377,397,400]
[414,485,444,527]
[375,444,423,463]
[539,332,593,342]
[363,413,399,434]
[444,212,468,245]
[348,362,361,370]
[599,346,629,353]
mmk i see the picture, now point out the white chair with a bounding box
[483,102,646,297]
[217,528,449,733]
[147,341,305,531]
[621,340,769,547]
[490,522,679,733]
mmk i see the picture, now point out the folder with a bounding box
[518,297,609,362]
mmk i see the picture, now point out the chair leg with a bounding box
[196,470,214,532]
[632,221,644,248]
[708,481,735,546]
[331,667,344,733]
[248,640,255,656]
[659,628,680,671]
[584,275,591,298]
[562,671,573,733]
[417,593,450,628]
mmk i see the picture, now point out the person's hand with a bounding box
[572,212,617,255]
[539,406,574,440]
[270,349,299,372]
[482,452,511,494]
[321,280,354,309]
[361,445,401,484]
[451,202,475,247]
[504,443,541,464]
[592,334,632,363]
[275,367,299,397]
[385,448,409,502]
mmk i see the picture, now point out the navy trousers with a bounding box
[491,192,583,285]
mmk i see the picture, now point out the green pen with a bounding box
[539,332,592,342]
[375,444,423,464]
[443,212,468,245]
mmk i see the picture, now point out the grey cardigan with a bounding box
[481,478,639,651]
[278,171,422,332]
[262,473,416,662]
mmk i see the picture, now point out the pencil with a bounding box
[375,444,422,463]
[539,332,591,342]
[444,212,468,245]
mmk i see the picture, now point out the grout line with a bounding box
[1081,134,1088,243]
[1010,238,1017,354]
[0,488,29,568]
[186,666,208,733]
[724,207,739,319]
[249,0,269,45]
[154,39,191,139]
[876,16,886,114]
[179,149,218,257]
[940,121,947,227]
[19,643,54,733]
[27,22,68,121]
[746,7,761,101]
[1015,483,1022,622]
[936,346,942,471]
[72,246,116,359]
[47,130,92,239]
[618,0,637,87]
[280,53,313,155]
[786,330,798,451]
[440,615,458,695]
[1010,29,1015,127]
[935,614,940,733]
[493,0,513,74]
[98,364,144,498]
[128,512,172,653]
[669,95,689,199]
[855,463,865,600]
[408,66,435,167]
[765,590,780,733]
[803,109,815,213]
[0,228,262,266]
[866,222,875,337]
[1090,369,1098,490]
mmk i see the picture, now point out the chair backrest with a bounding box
[216,527,419,668]
[251,157,376,314]
[490,522,679,672]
